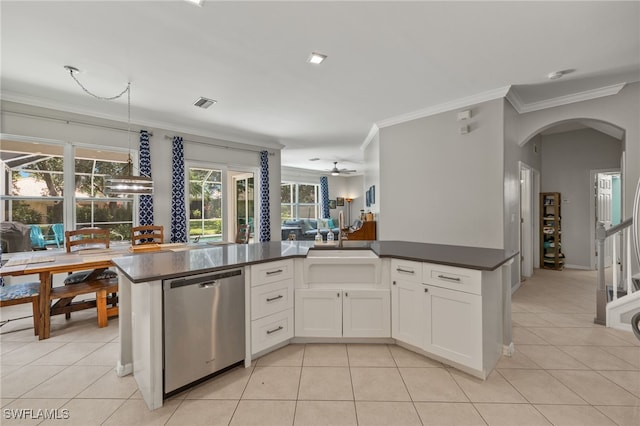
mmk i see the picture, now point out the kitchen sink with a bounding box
[306,249,378,258]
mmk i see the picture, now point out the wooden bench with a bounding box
[50,277,118,328]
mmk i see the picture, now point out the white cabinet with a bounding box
[295,289,342,337]
[391,279,425,348]
[250,260,294,354]
[423,284,482,370]
[295,289,390,338]
[343,289,391,337]
[391,259,425,348]
[390,259,501,378]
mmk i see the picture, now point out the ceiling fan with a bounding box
[328,162,356,176]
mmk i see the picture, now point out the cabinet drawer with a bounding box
[391,259,422,282]
[251,309,294,354]
[422,263,481,295]
[251,279,294,320]
[251,259,294,287]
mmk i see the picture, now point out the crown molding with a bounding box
[506,83,627,114]
[376,86,512,129]
[504,89,525,113]
[1,91,285,151]
[360,124,379,151]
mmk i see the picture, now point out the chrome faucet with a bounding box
[338,210,344,247]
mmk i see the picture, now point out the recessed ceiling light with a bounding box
[307,52,327,65]
[184,0,204,6]
[193,97,217,109]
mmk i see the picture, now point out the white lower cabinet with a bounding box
[250,260,295,355]
[423,284,482,371]
[295,289,390,338]
[343,289,391,337]
[391,279,425,348]
[295,289,342,337]
[391,259,499,377]
[251,308,294,354]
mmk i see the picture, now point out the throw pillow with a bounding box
[300,219,313,233]
[327,218,335,228]
[317,218,328,229]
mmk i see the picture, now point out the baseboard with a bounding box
[116,362,133,377]
[564,264,592,270]
[511,281,521,295]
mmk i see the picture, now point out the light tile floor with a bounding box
[0,268,639,425]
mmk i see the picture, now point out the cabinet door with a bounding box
[424,285,482,370]
[294,289,342,337]
[343,289,390,338]
[391,279,425,348]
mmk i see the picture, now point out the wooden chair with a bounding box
[131,225,164,246]
[235,224,250,244]
[49,228,118,327]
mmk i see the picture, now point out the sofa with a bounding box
[281,218,340,241]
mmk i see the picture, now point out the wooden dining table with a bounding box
[0,247,128,340]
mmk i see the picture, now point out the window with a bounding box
[281,182,319,220]
[1,136,133,252]
[188,167,222,242]
[74,146,133,241]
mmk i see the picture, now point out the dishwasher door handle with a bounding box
[198,281,220,289]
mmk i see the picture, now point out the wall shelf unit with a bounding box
[540,192,564,270]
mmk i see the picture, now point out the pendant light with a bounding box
[64,65,154,195]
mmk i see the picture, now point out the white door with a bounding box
[596,173,613,267]
[294,289,342,337]
[520,164,534,278]
[391,280,425,348]
[343,289,390,338]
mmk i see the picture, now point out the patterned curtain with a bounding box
[138,130,154,226]
[320,176,330,219]
[170,136,187,243]
[0,245,4,286]
[259,150,271,242]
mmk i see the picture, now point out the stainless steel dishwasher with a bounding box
[163,268,245,395]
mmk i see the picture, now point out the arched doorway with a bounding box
[518,119,625,274]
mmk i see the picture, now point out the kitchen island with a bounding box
[112,240,516,410]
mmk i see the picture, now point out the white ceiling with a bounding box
[2,1,639,174]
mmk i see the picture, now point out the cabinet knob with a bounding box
[337,292,340,297]
[424,288,428,293]
[393,281,396,285]
[345,292,348,297]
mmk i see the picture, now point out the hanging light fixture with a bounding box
[64,65,154,195]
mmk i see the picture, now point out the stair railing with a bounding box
[595,217,633,325]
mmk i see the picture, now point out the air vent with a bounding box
[193,97,217,109]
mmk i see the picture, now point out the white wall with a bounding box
[503,100,542,287]
[363,131,380,220]
[1,101,282,241]
[540,128,622,268]
[378,99,505,248]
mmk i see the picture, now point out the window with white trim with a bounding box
[1,136,133,252]
[280,182,319,220]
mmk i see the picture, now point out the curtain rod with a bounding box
[3,110,153,137]
[163,134,275,155]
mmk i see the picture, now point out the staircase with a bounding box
[597,218,640,332]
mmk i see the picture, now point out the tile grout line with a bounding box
[391,344,425,426]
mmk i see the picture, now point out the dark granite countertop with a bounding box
[112,240,517,283]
